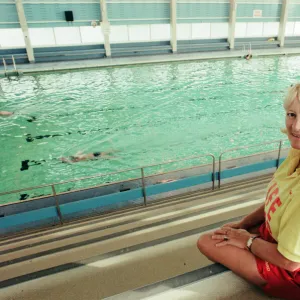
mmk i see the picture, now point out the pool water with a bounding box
[0,55,297,204]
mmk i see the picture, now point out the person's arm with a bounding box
[251,238,300,272]
[214,226,300,272]
[239,203,265,229]
[223,203,265,230]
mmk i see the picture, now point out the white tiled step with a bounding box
[141,272,280,300]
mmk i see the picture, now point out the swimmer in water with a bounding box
[0,111,14,117]
[60,150,117,163]
[244,54,252,60]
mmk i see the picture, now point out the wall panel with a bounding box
[237,3,281,22]
[177,1,230,23]
[107,2,170,25]
[23,2,100,27]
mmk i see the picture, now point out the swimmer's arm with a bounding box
[102,149,119,155]
[60,157,72,163]
[250,238,300,272]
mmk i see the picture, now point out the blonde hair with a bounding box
[281,84,300,135]
[283,83,300,111]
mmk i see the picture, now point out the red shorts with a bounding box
[255,222,300,300]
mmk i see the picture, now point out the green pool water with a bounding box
[0,55,296,204]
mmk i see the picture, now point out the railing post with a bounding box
[218,155,222,189]
[12,55,17,71]
[141,168,147,206]
[2,58,7,75]
[228,0,237,49]
[211,155,215,190]
[277,140,282,169]
[51,185,63,224]
[15,0,35,63]
[170,0,177,53]
[100,0,111,57]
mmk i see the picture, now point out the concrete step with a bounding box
[0,199,263,296]
[0,176,270,299]
[126,272,279,300]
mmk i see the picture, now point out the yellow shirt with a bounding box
[265,148,300,263]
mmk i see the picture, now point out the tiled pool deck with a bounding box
[1,47,300,76]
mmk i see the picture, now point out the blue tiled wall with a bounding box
[177,2,230,23]
[236,3,282,22]
[0,3,19,28]
[107,2,170,25]
[0,1,288,29]
[24,3,101,27]
[288,3,300,21]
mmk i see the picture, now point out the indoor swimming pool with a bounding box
[0,55,296,203]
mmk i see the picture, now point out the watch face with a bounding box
[247,237,253,248]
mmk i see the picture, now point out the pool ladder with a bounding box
[243,42,252,56]
[2,56,21,77]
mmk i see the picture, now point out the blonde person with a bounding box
[197,84,300,300]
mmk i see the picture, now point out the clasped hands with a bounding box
[212,222,255,250]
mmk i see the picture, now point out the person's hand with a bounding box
[221,221,245,230]
[212,227,253,249]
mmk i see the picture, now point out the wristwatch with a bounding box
[247,236,260,252]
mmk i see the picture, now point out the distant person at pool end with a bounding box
[60,150,117,163]
[0,111,14,117]
[244,54,252,60]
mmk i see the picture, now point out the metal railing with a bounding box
[12,55,17,71]
[218,139,287,188]
[142,153,215,190]
[0,153,216,222]
[2,56,18,77]
[0,138,291,225]
[2,58,7,74]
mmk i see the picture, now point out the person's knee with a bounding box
[197,233,212,254]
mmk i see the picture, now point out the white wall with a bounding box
[0,27,105,48]
[236,22,279,38]
[1,21,295,49]
[285,22,295,36]
[177,23,229,40]
[191,23,211,39]
[211,23,229,38]
[109,24,170,43]
[235,23,247,38]
[177,24,192,40]
[286,22,300,36]
[150,24,170,41]
[128,25,151,42]
[262,22,279,37]
[29,28,56,46]
[80,26,104,44]
[110,25,129,43]
[0,29,25,48]
[53,27,82,45]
